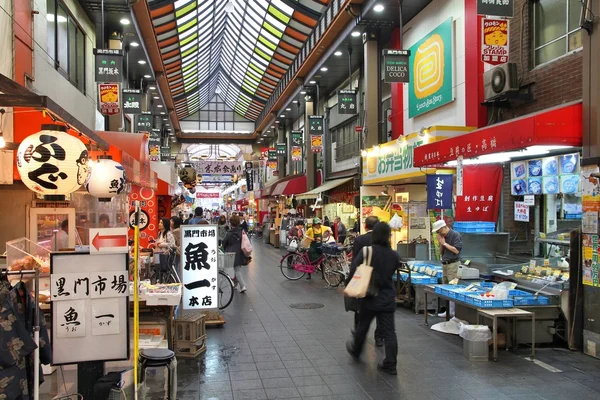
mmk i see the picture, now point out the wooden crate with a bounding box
[175,313,206,342]
[203,311,226,327]
[175,334,206,358]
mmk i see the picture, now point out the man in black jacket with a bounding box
[348,216,384,346]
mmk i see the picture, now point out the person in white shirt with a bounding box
[56,219,69,250]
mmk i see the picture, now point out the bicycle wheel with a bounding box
[323,257,344,288]
[280,253,306,280]
[218,270,235,310]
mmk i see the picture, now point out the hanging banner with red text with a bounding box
[482,18,509,65]
[98,83,121,115]
[311,135,322,153]
[196,192,220,199]
[455,164,503,222]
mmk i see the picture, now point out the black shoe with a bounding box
[306,274,311,280]
[377,364,397,375]
[345,340,359,362]
[375,338,384,347]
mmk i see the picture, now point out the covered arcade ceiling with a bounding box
[149,0,329,122]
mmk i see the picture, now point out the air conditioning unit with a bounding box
[484,63,519,101]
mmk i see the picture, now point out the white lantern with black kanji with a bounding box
[86,156,127,201]
[16,124,91,200]
[178,166,196,186]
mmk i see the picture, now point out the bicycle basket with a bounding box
[218,251,236,271]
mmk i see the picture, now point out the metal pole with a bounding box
[101,0,105,48]
[398,0,403,46]
[347,46,353,89]
[133,201,140,400]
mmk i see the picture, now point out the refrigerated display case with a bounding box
[27,207,76,251]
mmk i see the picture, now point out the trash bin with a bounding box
[459,324,491,362]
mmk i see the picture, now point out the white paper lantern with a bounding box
[16,124,91,200]
[86,157,127,201]
[178,166,196,185]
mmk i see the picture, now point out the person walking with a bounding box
[188,207,209,225]
[240,213,249,233]
[222,214,248,293]
[432,219,463,317]
[217,215,229,247]
[346,222,400,375]
[335,216,347,245]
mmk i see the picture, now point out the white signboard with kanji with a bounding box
[180,225,219,310]
[50,252,129,365]
[514,201,530,222]
[192,161,243,175]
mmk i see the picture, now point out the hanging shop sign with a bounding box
[382,49,410,84]
[50,252,129,364]
[514,201,530,222]
[86,158,126,201]
[122,89,142,114]
[481,19,509,65]
[180,225,219,310]
[310,135,323,153]
[276,143,287,156]
[136,112,153,133]
[192,161,242,175]
[455,164,503,222]
[148,129,161,162]
[408,18,454,118]
[292,146,302,161]
[338,89,358,114]
[244,161,254,192]
[94,49,123,83]
[582,165,600,286]
[268,148,277,161]
[510,153,580,196]
[260,147,269,160]
[98,83,121,115]
[524,195,535,206]
[291,130,303,146]
[16,125,91,198]
[196,192,220,199]
[160,146,171,162]
[582,233,599,287]
[477,0,514,18]
[200,174,233,184]
[309,115,324,135]
[267,161,278,170]
[426,174,453,209]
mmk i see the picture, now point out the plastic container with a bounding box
[453,221,496,233]
[463,339,489,361]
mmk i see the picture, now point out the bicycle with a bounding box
[279,247,326,281]
[321,244,351,288]
[217,251,236,310]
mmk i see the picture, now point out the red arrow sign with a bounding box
[92,233,127,251]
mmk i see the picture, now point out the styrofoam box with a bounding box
[463,339,489,362]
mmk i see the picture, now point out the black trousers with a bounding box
[354,309,383,340]
[352,306,397,369]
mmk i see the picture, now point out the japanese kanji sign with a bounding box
[122,89,142,114]
[94,49,123,83]
[148,129,161,162]
[136,112,153,133]
[382,49,410,84]
[482,19,509,65]
[455,164,503,222]
[180,225,219,310]
[268,148,277,161]
[200,174,234,183]
[195,192,220,199]
[291,130,303,146]
[426,174,453,209]
[191,161,242,174]
[98,83,120,115]
[338,89,357,114]
[309,115,324,135]
[477,0,514,18]
[276,143,287,156]
[292,146,302,161]
[160,146,171,162]
[514,202,529,222]
[245,161,254,191]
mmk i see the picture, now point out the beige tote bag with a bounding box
[343,246,373,299]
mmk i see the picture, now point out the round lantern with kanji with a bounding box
[16,124,91,200]
[178,166,197,186]
[86,156,127,201]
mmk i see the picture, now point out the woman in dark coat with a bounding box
[346,222,400,375]
[222,214,247,293]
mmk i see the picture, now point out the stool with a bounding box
[139,348,177,399]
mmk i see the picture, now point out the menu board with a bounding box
[510,153,580,195]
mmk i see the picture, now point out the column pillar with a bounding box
[583,3,600,159]
[363,30,380,148]
[304,100,315,190]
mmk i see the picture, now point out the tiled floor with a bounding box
[176,239,600,400]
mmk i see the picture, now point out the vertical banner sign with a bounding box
[310,135,323,153]
[181,225,219,310]
[382,49,410,83]
[514,202,530,222]
[426,174,453,209]
[245,161,254,191]
[482,19,509,65]
[136,112,152,133]
[456,155,464,196]
[148,129,161,162]
[338,90,357,114]
[477,0,514,18]
[122,89,142,114]
[291,130,303,146]
[98,83,120,115]
[291,146,302,161]
[408,18,454,118]
[268,148,277,161]
[455,164,503,222]
[160,146,171,162]
[94,49,123,82]
[276,143,287,156]
[309,115,324,135]
[268,161,278,170]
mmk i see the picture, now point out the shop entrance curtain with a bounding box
[455,164,503,222]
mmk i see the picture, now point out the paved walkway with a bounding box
[176,239,600,400]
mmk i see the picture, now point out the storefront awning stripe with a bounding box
[296,177,354,200]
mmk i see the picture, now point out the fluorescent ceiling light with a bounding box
[157,104,163,108]
[334,51,343,56]
[160,112,166,115]
[351,31,361,37]
[47,14,67,23]
[300,91,306,95]
[320,67,328,72]
[373,4,385,12]
[138,60,146,65]
[143,74,151,78]
[130,41,140,47]
[149,86,156,90]
[286,108,291,111]
[280,114,285,118]
[445,146,575,166]
[153,96,159,99]
[120,18,130,25]
[182,130,253,134]
[292,100,298,103]
[309,80,316,84]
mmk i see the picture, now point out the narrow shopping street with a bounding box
[175,240,600,400]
